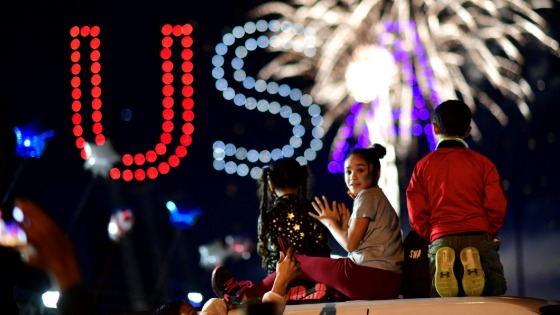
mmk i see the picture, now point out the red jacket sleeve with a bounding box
[483,165,507,236]
[406,165,431,242]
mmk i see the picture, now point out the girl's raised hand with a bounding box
[310,196,340,228]
[337,203,350,231]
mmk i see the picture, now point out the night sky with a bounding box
[1,0,559,313]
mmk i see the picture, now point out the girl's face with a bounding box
[344,154,374,195]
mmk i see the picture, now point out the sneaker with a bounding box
[460,247,485,296]
[211,266,253,303]
[286,283,327,300]
[434,246,459,297]
[285,285,306,300]
[303,283,327,300]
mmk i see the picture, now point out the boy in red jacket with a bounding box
[406,100,507,297]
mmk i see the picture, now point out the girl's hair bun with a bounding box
[369,143,387,159]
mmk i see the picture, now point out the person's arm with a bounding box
[310,196,368,252]
[483,165,507,237]
[14,198,98,315]
[263,247,300,314]
[406,168,431,242]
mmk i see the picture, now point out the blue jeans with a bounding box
[428,233,507,296]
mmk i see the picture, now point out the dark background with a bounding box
[1,0,559,314]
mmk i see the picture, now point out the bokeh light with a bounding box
[211,19,325,179]
[70,24,195,180]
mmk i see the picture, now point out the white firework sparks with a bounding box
[249,0,559,213]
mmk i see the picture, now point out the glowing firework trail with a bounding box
[248,0,559,212]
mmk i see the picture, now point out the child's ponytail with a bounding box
[298,164,310,200]
[257,167,271,267]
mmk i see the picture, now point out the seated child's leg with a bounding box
[477,237,507,296]
[295,254,401,300]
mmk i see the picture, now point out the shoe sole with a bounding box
[435,246,459,297]
[460,247,485,296]
[286,283,327,300]
[303,283,327,300]
[286,286,307,300]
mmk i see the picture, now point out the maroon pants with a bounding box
[243,254,402,300]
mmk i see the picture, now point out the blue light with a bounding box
[235,46,248,58]
[295,156,307,165]
[268,101,281,114]
[225,161,237,174]
[254,80,267,92]
[231,57,244,70]
[242,77,255,89]
[169,206,203,229]
[235,147,247,160]
[211,19,326,177]
[215,78,227,91]
[303,149,316,161]
[279,106,292,118]
[212,141,225,150]
[311,116,323,127]
[293,125,305,137]
[14,126,55,159]
[223,88,235,100]
[213,160,225,171]
[236,164,249,176]
[232,26,245,38]
[245,38,258,51]
[310,139,323,151]
[312,126,324,138]
[290,136,302,148]
[245,97,257,110]
[250,167,262,179]
[257,100,269,112]
[212,148,225,160]
[215,43,228,56]
[212,67,225,79]
[233,93,246,106]
[256,20,268,32]
[247,150,259,162]
[225,143,236,156]
[211,55,224,67]
[166,201,177,212]
[281,145,294,157]
[300,94,312,106]
[258,150,271,163]
[289,88,302,101]
[278,84,291,97]
[268,20,280,32]
[271,148,283,160]
[223,33,235,46]
[243,21,256,34]
[266,82,278,94]
[233,70,246,82]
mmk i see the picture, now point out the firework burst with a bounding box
[248,0,559,212]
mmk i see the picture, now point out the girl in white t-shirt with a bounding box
[212,144,404,302]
